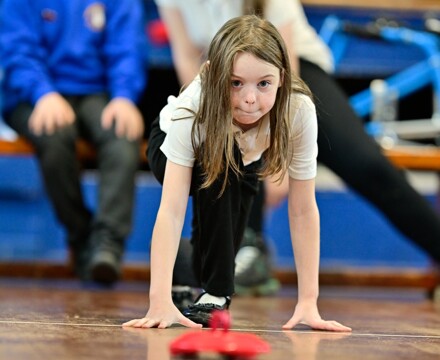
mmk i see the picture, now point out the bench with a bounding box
[383,146,440,171]
[2,136,439,171]
[0,136,148,165]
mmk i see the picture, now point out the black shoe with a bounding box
[182,293,231,327]
[70,244,89,281]
[68,230,91,281]
[89,232,124,286]
[172,287,196,312]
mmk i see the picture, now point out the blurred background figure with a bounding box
[0,0,147,286]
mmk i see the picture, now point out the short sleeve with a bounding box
[287,94,318,180]
[160,118,196,168]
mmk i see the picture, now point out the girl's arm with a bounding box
[282,176,351,332]
[156,6,203,86]
[123,160,202,329]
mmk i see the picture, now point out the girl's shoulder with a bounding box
[288,92,317,133]
[159,76,201,132]
[289,92,315,113]
[173,76,202,118]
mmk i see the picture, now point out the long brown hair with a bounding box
[192,15,311,195]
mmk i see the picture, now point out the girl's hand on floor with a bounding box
[122,304,202,329]
[282,300,352,332]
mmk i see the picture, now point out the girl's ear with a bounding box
[199,60,210,76]
[200,60,210,74]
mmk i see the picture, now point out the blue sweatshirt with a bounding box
[0,0,146,113]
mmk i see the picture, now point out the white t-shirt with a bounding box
[154,0,334,72]
[160,77,318,180]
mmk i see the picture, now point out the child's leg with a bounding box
[182,153,260,326]
[78,94,140,285]
[6,102,92,279]
[190,148,261,296]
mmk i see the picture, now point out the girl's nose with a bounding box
[244,90,256,104]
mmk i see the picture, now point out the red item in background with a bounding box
[147,19,169,46]
[169,310,271,358]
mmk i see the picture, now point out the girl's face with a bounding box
[230,52,281,131]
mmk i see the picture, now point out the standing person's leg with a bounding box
[5,102,92,278]
[300,59,440,262]
[77,94,141,285]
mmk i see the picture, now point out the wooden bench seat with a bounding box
[0,137,148,164]
[383,146,440,171]
[1,136,439,172]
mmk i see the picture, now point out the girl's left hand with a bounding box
[282,301,352,332]
[122,300,202,329]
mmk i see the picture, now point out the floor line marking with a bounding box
[1,320,440,339]
[0,320,121,327]
[236,329,440,339]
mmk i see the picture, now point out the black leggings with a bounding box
[249,59,440,262]
[148,117,261,295]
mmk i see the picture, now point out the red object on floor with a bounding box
[169,310,271,358]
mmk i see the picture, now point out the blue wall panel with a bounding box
[0,156,431,270]
[266,191,430,270]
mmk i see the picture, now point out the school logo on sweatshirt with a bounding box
[41,9,57,22]
[84,3,106,31]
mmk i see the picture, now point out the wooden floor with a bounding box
[1,279,440,359]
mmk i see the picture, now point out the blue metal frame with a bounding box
[319,15,440,120]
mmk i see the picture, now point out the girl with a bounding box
[154,0,440,298]
[123,15,351,331]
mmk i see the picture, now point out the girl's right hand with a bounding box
[122,303,202,329]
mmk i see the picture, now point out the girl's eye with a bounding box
[231,80,241,87]
[259,80,270,88]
